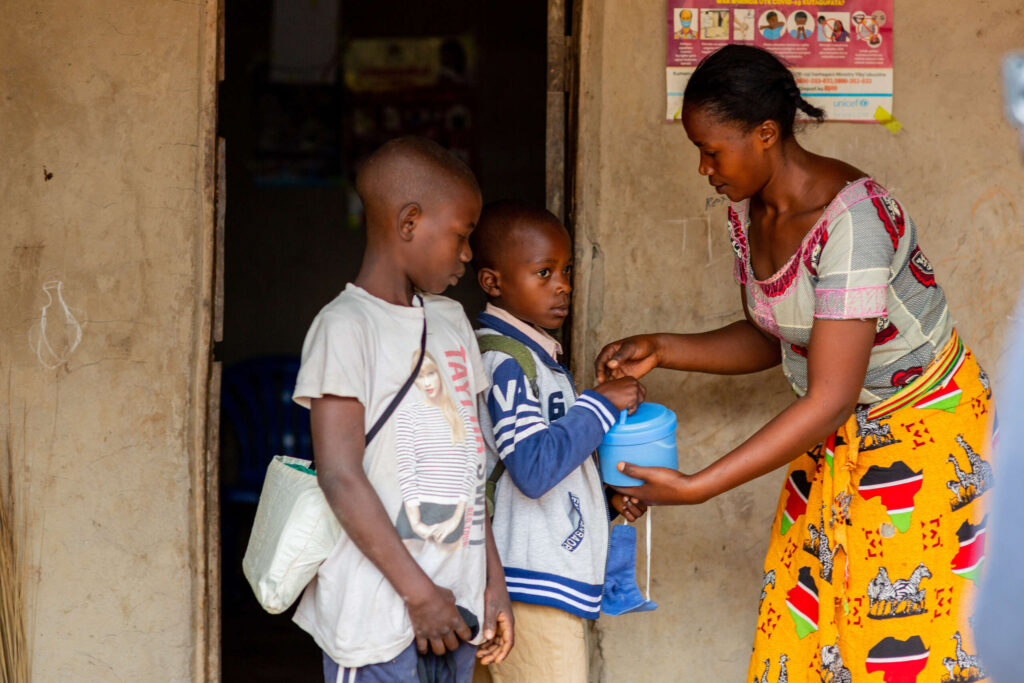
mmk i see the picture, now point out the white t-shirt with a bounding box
[292,284,489,667]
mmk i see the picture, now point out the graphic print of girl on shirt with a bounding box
[394,349,478,547]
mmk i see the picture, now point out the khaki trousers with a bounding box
[474,602,588,683]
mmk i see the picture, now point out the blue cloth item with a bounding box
[601,521,658,616]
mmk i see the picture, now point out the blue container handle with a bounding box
[619,409,628,426]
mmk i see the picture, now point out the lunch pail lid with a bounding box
[600,402,677,446]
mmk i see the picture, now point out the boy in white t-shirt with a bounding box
[292,137,513,682]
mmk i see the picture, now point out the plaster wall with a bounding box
[0,1,217,680]
[571,2,1024,680]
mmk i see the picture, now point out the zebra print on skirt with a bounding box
[750,330,994,683]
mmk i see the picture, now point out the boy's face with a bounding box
[408,183,482,294]
[489,220,573,330]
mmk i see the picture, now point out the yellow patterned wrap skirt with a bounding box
[749,331,994,683]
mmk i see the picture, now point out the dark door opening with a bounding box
[217,2,549,679]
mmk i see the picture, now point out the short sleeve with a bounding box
[813,199,893,320]
[461,316,489,395]
[292,310,367,409]
[727,204,749,286]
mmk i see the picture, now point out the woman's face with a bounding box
[416,362,442,400]
[682,105,771,202]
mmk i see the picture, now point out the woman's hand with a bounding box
[611,463,709,505]
[431,501,467,542]
[595,335,663,383]
[405,503,435,539]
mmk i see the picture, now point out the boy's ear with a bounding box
[477,267,501,298]
[397,203,421,242]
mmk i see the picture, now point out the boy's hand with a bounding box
[479,512,514,665]
[593,376,646,413]
[609,492,647,522]
[406,583,474,655]
[476,580,514,665]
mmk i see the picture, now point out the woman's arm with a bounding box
[612,317,876,504]
[595,287,781,382]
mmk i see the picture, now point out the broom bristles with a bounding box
[1,438,29,683]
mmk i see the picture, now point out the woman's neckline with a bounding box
[741,176,870,285]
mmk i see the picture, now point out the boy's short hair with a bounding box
[356,137,479,225]
[470,200,563,271]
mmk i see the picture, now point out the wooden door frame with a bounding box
[547,0,582,367]
[192,0,223,680]
[195,5,573,678]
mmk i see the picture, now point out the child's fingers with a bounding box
[454,618,473,644]
[476,640,499,661]
[482,606,497,642]
[493,615,515,663]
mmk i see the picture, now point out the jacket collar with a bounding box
[477,312,574,382]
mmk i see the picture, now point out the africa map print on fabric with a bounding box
[750,333,994,682]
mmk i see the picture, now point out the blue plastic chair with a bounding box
[220,355,312,504]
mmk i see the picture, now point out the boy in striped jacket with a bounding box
[470,201,646,682]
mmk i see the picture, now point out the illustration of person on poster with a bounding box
[760,11,786,40]
[674,8,698,40]
[790,11,812,40]
[819,15,851,43]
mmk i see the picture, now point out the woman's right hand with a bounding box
[595,334,662,383]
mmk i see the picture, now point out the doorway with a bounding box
[215,2,555,679]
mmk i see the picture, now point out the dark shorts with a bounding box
[322,641,477,683]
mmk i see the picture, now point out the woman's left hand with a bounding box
[611,462,708,505]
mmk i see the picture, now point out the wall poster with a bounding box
[666,1,894,123]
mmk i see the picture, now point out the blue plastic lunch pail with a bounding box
[598,402,678,487]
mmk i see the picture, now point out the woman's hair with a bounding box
[683,44,825,138]
[414,350,466,443]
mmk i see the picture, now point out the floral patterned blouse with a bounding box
[729,177,953,404]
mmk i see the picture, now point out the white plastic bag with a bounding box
[242,455,341,614]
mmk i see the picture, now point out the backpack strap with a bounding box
[478,333,540,516]
[477,334,539,395]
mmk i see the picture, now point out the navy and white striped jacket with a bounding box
[476,312,616,619]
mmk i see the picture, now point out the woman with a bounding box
[596,45,992,681]
[394,349,478,546]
